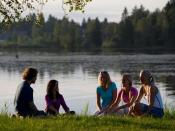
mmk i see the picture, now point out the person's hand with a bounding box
[114,107,120,112]
[68,111,76,115]
[105,108,111,113]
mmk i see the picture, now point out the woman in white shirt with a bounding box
[129,70,164,118]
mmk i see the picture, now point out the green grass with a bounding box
[0,111,175,131]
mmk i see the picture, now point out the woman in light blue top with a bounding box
[95,71,117,116]
[130,70,164,118]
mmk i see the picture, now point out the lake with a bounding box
[0,51,175,114]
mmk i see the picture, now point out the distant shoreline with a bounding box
[0,47,175,55]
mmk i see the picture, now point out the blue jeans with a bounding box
[140,103,164,118]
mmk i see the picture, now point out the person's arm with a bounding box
[96,92,102,111]
[115,94,137,112]
[45,96,58,114]
[135,86,144,103]
[128,87,144,116]
[60,95,70,113]
[48,105,59,113]
[29,102,38,113]
[146,86,157,114]
[26,87,38,113]
[105,88,117,110]
[108,90,122,111]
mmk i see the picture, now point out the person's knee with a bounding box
[132,103,138,111]
[132,103,142,115]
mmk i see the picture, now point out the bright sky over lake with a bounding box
[42,0,169,23]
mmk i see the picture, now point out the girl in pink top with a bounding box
[107,74,138,115]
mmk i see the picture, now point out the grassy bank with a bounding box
[0,112,175,131]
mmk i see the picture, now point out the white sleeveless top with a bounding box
[145,89,164,109]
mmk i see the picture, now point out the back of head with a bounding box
[22,67,38,81]
[140,70,154,85]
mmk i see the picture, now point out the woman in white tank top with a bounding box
[129,70,164,118]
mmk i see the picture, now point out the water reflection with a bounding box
[160,75,175,96]
[0,52,175,113]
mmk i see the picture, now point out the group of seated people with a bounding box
[14,67,164,118]
[95,71,164,118]
[14,68,75,117]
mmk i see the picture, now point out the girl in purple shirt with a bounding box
[107,74,138,115]
[45,80,74,115]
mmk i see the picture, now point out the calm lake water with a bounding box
[0,51,175,114]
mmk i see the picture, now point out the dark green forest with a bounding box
[0,0,175,51]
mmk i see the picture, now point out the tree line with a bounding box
[0,0,175,51]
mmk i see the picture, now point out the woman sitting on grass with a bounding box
[45,80,75,115]
[107,74,138,115]
[130,70,164,118]
[95,71,117,116]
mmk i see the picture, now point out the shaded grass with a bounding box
[0,113,175,131]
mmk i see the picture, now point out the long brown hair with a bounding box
[46,80,61,99]
[122,74,132,87]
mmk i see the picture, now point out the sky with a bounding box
[41,0,169,23]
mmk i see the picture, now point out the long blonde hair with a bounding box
[98,71,111,88]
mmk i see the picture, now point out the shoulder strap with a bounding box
[155,92,162,108]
